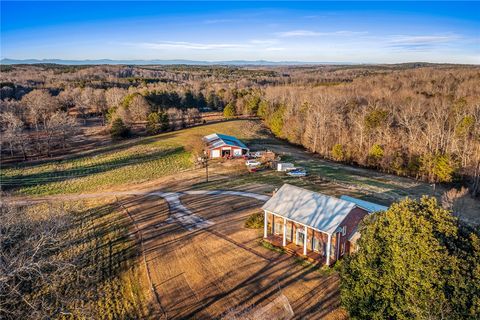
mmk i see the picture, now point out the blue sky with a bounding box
[1,1,479,63]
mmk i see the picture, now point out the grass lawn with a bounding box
[1,120,265,196]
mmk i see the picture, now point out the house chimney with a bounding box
[272,188,278,196]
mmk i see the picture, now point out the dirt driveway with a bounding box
[119,194,344,320]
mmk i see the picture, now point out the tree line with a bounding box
[1,64,479,196]
[250,68,479,196]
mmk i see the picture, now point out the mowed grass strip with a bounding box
[2,120,265,196]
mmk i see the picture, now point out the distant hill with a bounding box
[1,58,348,66]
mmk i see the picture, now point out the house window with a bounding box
[312,237,321,253]
[341,226,347,236]
[286,224,292,242]
[341,243,346,255]
[275,222,283,235]
[296,229,305,246]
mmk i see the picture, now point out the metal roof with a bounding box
[203,133,249,150]
[339,195,388,213]
[261,184,356,235]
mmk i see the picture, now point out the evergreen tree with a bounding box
[223,102,236,119]
[146,112,161,135]
[340,196,480,320]
[160,111,169,131]
[110,118,130,139]
[332,144,345,161]
[183,90,196,109]
[197,92,207,110]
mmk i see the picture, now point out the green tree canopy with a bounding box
[146,112,161,135]
[368,143,384,166]
[268,105,285,137]
[364,109,389,131]
[223,102,236,119]
[332,144,346,161]
[420,152,457,183]
[340,196,480,320]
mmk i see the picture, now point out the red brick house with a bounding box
[262,184,387,265]
[203,133,249,159]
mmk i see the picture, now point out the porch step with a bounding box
[264,237,324,265]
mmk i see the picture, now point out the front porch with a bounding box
[263,210,336,265]
[264,235,326,264]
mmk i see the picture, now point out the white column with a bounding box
[263,210,268,238]
[326,233,332,266]
[282,218,287,246]
[303,226,308,255]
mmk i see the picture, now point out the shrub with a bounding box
[110,118,130,139]
[245,212,264,229]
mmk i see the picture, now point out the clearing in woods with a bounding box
[3,119,479,319]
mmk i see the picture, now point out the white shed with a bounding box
[277,163,294,172]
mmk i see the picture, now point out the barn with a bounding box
[203,133,249,159]
[262,184,388,265]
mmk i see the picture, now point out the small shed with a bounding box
[277,162,294,172]
[203,133,249,159]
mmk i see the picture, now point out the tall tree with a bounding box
[340,196,480,319]
[21,90,58,130]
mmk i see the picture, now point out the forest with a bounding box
[1,63,479,195]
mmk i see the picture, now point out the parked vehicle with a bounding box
[246,159,262,167]
[286,168,307,177]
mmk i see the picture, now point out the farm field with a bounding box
[1,120,266,196]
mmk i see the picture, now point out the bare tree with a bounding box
[21,90,58,130]
[0,202,74,319]
[442,187,469,216]
[0,112,24,157]
[185,108,201,126]
[129,95,150,122]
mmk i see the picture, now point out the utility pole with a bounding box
[205,156,209,182]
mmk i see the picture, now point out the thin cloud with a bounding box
[138,41,249,50]
[387,34,461,50]
[277,30,368,37]
[123,40,281,51]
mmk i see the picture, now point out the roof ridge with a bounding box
[280,184,354,206]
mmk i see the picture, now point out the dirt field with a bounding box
[118,193,345,319]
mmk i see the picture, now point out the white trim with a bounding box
[303,226,308,255]
[337,233,341,259]
[326,234,332,266]
[263,210,268,238]
[282,218,287,246]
